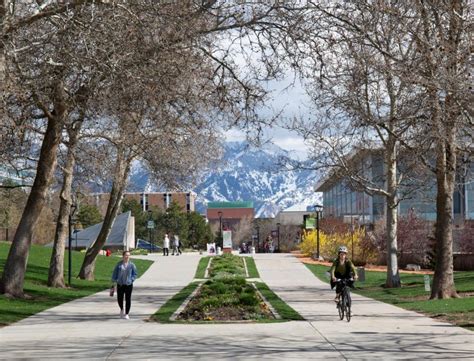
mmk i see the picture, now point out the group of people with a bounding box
[162,234,182,256]
[109,244,357,320]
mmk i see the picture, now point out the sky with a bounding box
[225,77,313,160]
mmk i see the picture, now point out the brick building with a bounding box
[207,201,254,231]
[86,191,196,216]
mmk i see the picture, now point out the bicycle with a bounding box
[336,278,353,322]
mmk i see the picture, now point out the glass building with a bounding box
[314,151,473,225]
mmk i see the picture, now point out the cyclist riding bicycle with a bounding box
[330,246,358,302]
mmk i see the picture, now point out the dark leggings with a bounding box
[117,284,133,314]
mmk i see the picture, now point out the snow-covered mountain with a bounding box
[193,141,320,217]
[127,141,321,218]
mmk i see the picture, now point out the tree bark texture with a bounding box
[431,120,458,299]
[78,150,131,280]
[1,82,67,297]
[47,125,80,288]
[385,139,401,288]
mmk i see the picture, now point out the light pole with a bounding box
[256,225,260,253]
[68,203,77,286]
[218,211,223,248]
[147,210,153,252]
[276,222,281,253]
[314,204,323,260]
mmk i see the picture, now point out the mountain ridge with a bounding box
[127,141,320,217]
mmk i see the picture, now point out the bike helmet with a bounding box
[338,246,348,254]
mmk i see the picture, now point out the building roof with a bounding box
[314,147,382,192]
[207,201,254,209]
[45,211,132,249]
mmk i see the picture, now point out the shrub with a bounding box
[239,293,259,306]
[300,226,371,264]
[374,211,434,267]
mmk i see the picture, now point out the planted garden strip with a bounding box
[152,282,201,323]
[176,277,275,321]
[208,254,246,278]
[251,282,281,319]
[156,254,303,323]
[170,282,203,321]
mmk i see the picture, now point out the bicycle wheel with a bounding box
[338,298,344,320]
[345,291,352,322]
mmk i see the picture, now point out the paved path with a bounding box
[0,253,472,360]
[254,253,474,360]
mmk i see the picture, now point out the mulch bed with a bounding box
[292,251,434,275]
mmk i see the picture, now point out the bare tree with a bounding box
[285,0,472,296]
[286,1,428,287]
[409,0,472,299]
[1,2,150,296]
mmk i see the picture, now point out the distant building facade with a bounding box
[314,150,474,226]
[86,191,196,216]
[207,201,254,231]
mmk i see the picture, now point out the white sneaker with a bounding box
[124,314,130,320]
[120,309,124,319]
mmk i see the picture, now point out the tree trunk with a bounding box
[0,82,67,297]
[431,125,458,299]
[47,125,81,288]
[78,150,131,280]
[385,139,401,288]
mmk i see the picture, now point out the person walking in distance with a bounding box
[163,234,170,256]
[111,251,137,319]
[172,234,180,256]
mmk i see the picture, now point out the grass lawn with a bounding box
[255,282,304,321]
[0,242,153,326]
[304,262,474,331]
[245,257,260,278]
[194,256,210,279]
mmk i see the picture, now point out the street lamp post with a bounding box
[314,204,323,260]
[218,211,223,248]
[147,210,153,252]
[256,225,260,253]
[351,219,354,260]
[68,203,77,286]
[276,222,281,253]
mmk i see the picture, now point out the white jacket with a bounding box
[163,235,170,248]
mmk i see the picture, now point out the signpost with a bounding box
[424,275,431,292]
[147,219,155,252]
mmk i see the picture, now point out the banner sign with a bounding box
[305,217,316,229]
[147,220,155,229]
[223,230,232,248]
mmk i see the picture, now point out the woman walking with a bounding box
[163,234,170,256]
[111,250,138,319]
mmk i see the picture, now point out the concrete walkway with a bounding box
[0,253,472,360]
[254,253,474,360]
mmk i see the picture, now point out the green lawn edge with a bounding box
[303,262,474,331]
[0,242,153,326]
[151,282,200,323]
[195,256,210,278]
[254,282,305,321]
[245,257,260,278]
